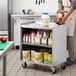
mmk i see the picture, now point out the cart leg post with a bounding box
[50,66,57,74]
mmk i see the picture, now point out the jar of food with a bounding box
[48,33,52,46]
[41,32,48,45]
[35,31,42,44]
[23,34,26,43]
[56,10,64,24]
[41,13,50,27]
[28,34,31,43]
[22,48,30,61]
[48,49,52,64]
[31,48,36,62]
[26,34,29,43]
[31,32,36,44]
[35,49,42,63]
[43,49,48,64]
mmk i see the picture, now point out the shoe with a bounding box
[65,58,75,66]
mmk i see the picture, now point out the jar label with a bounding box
[42,39,47,45]
[31,51,35,61]
[35,53,42,62]
[31,36,35,43]
[23,51,30,61]
[48,40,52,46]
[44,52,48,63]
[26,36,28,43]
[48,54,52,63]
[35,37,40,44]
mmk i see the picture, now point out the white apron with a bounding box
[62,0,76,36]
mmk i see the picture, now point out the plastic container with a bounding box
[28,34,31,43]
[31,48,36,62]
[22,49,30,61]
[48,33,52,46]
[41,13,50,27]
[43,49,48,64]
[41,32,48,45]
[35,49,42,63]
[31,32,36,44]
[23,34,26,43]
[48,49,52,64]
[35,31,41,44]
[26,34,29,43]
[56,10,64,24]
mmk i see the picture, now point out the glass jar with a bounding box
[26,34,29,43]
[48,49,52,64]
[35,49,42,63]
[35,31,42,44]
[23,34,26,43]
[31,32,36,44]
[48,33,52,46]
[22,48,30,61]
[56,10,64,24]
[28,34,31,43]
[41,32,48,45]
[41,13,50,27]
[43,49,48,64]
[31,48,36,62]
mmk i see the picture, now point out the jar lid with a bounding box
[29,34,31,36]
[42,13,48,14]
[24,33,26,35]
[32,32,36,34]
[26,34,28,36]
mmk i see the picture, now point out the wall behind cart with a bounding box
[13,0,58,14]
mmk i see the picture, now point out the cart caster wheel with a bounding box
[51,67,57,74]
[61,63,66,69]
[22,62,27,68]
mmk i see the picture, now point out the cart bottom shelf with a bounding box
[21,60,66,74]
[22,60,53,67]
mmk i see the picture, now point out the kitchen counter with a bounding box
[0,41,14,76]
[11,12,56,18]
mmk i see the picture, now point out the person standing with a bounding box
[57,0,76,65]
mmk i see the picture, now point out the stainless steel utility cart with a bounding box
[20,23,68,74]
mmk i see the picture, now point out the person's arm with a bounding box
[59,6,75,24]
[57,0,63,13]
[59,0,76,24]
[57,3,63,14]
[58,3,63,10]
[65,6,74,19]
[66,0,76,18]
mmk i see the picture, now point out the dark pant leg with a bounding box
[67,36,74,60]
[67,20,76,60]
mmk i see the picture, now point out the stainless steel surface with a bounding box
[0,41,14,76]
[8,0,13,40]
[3,55,6,76]
[0,42,14,59]
[0,0,13,41]
[43,0,45,3]
[22,42,52,48]
[0,0,8,31]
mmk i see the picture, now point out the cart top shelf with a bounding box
[19,23,65,30]
[22,42,52,48]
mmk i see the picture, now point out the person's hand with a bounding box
[55,10,61,24]
[59,16,67,24]
[56,10,61,14]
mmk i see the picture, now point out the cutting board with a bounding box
[0,41,8,50]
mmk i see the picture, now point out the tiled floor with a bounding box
[0,49,76,76]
